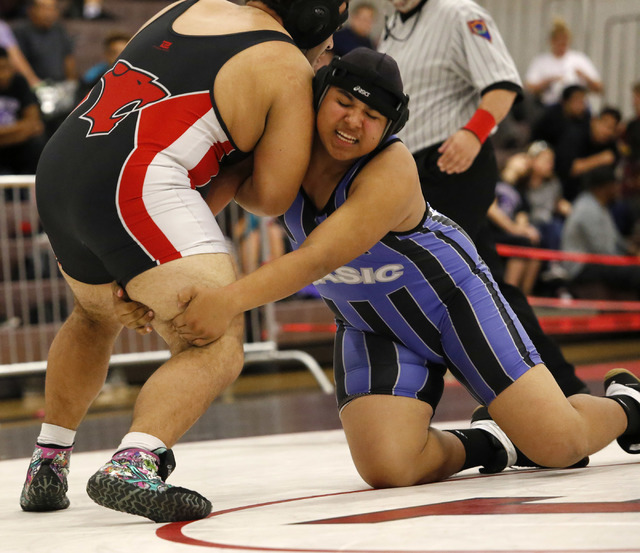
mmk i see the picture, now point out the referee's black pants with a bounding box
[413,140,589,397]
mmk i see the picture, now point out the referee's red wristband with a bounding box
[462,109,496,144]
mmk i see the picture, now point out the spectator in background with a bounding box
[13,0,77,84]
[0,46,45,177]
[525,18,602,107]
[519,140,571,251]
[530,84,589,150]
[560,166,640,297]
[518,140,572,290]
[0,19,41,88]
[76,30,130,100]
[488,153,542,296]
[13,0,78,136]
[555,106,622,202]
[332,1,377,56]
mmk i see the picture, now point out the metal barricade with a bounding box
[0,176,332,393]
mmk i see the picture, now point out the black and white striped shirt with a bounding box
[378,0,522,154]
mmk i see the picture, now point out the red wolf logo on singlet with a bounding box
[81,60,170,136]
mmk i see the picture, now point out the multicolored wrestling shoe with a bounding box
[86,447,211,522]
[20,444,72,511]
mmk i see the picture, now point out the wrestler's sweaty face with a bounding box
[316,87,387,161]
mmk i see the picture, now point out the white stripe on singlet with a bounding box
[378,0,522,154]
[116,93,230,264]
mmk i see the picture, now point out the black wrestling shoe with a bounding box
[470,406,517,474]
[605,368,640,454]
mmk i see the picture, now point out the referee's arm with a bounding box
[477,83,521,129]
[437,86,518,175]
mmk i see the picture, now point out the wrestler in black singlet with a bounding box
[36,0,295,285]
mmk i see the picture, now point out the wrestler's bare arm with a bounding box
[172,145,423,344]
[233,56,315,216]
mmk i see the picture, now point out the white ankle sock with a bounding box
[117,432,167,453]
[37,423,76,448]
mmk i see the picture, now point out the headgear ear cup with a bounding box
[385,99,409,141]
[282,0,348,49]
[312,65,332,109]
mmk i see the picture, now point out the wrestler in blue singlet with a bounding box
[280,138,542,410]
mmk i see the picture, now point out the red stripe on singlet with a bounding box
[188,140,234,189]
[118,93,219,263]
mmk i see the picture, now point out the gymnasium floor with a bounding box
[1,341,640,553]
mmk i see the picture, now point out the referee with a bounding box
[379,0,589,397]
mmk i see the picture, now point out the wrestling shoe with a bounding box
[470,406,517,474]
[471,406,590,470]
[605,368,640,454]
[86,447,212,522]
[20,444,72,511]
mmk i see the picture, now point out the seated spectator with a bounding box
[560,166,640,296]
[76,30,130,100]
[332,2,377,56]
[0,46,45,180]
[518,141,571,250]
[530,84,589,149]
[13,0,77,84]
[525,18,602,107]
[488,153,542,296]
[13,0,78,136]
[554,106,622,202]
[0,19,40,87]
[518,141,573,288]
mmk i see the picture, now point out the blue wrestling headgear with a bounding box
[265,0,349,49]
[313,47,410,142]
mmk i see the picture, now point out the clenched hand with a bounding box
[173,285,236,347]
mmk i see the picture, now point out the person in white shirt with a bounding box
[525,18,602,106]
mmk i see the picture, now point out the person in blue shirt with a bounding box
[331,2,377,56]
[76,30,130,101]
[117,48,640,489]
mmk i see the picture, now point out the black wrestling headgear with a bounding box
[266,0,349,49]
[313,47,410,142]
